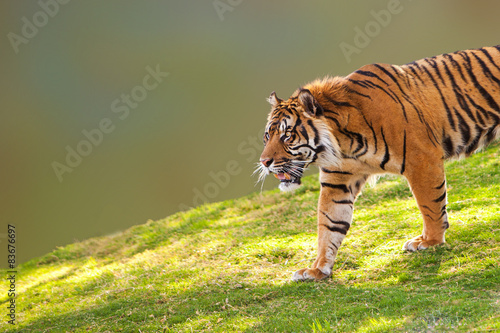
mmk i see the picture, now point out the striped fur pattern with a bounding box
[258,46,500,281]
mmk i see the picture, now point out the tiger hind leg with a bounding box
[403,160,449,251]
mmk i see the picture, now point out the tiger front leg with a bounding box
[403,161,449,251]
[292,171,366,281]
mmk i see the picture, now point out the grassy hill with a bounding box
[1,142,499,332]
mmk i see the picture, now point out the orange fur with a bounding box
[259,46,500,281]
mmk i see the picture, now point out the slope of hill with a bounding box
[1,142,499,332]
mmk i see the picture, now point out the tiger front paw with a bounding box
[403,235,444,251]
[292,267,331,281]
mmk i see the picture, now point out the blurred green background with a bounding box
[1,0,499,266]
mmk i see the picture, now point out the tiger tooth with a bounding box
[284,173,291,180]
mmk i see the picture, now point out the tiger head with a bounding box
[256,89,340,192]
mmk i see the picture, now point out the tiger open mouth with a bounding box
[273,169,303,192]
[274,172,302,185]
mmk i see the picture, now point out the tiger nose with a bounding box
[260,158,273,167]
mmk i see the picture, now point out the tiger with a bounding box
[256,46,500,281]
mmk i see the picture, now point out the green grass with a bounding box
[1,142,499,332]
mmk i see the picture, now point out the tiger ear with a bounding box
[298,89,323,117]
[267,91,282,107]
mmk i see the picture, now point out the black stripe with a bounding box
[380,128,390,170]
[471,52,500,86]
[434,180,446,190]
[323,108,340,116]
[474,108,487,127]
[407,64,426,84]
[347,78,371,89]
[290,143,316,151]
[421,205,438,215]
[373,64,408,95]
[321,211,351,228]
[424,58,446,85]
[478,47,500,72]
[486,127,498,144]
[398,90,437,146]
[442,135,454,158]
[332,199,354,205]
[465,124,484,155]
[416,62,457,132]
[345,86,372,100]
[292,116,302,132]
[465,95,491,125]
[298,124,309,143]
[313,144,326,156]
[321,182,350,193]
[400,130,406,174]
[441,92,458,131]
[373,64,409,121]
[320,211,351,235]
[402,93,424,124]
[321,224,349,235]
[343,128,365,154]
[468,96,500,124]
[282,143,298,155]
[352,138,369,158]
[454,88,477,122]
[347,79,399,105]
[321,168,353,175]
[324,115,341,129]
[306,119,320,146]
[440,59,477,122]
[424,213,435,221]
[459,51,500,114]
[390,65,412,89]
[443,53,468,83]
[441,203,447,213]
[354,70,389,85]
[358,114,377,154]
[433,191,447,203]
[370,126,378,154]
[454,108,471,147]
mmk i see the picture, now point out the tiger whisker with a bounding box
[253,163,269,186]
